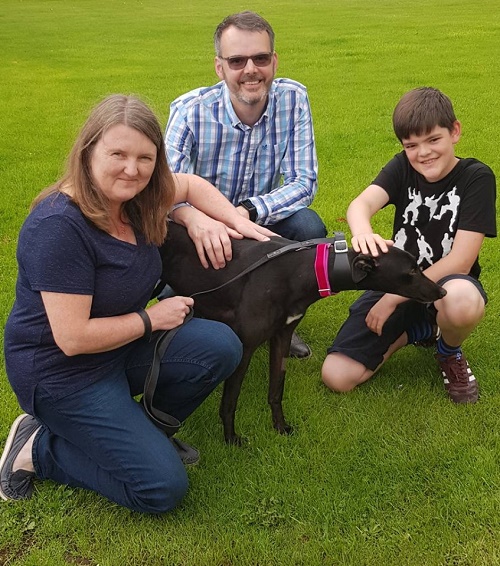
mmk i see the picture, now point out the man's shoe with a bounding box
[170,437,200,466]
[288,332,312,359]
[0,414,40,501]
[436,352,478,404]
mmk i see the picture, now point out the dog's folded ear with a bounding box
[351,254,380,283]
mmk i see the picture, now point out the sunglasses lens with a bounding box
[227,57,246,70]
[225,53,273,70]
[253,54,272,66]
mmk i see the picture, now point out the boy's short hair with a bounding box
[392,87,457,141]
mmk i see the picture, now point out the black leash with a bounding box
[190,232,350,298]
[142,309,194,437]
[152,233,350,300]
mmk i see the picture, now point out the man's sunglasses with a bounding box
[218,52,274,71]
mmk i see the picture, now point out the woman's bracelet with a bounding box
[136,308,152,342]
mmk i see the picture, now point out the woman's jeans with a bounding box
[32,318,242,514]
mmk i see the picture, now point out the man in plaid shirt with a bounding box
[165,11,327,358]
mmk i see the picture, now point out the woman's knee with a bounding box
[179,319,242,380]
[188,321,242,396]
[215,323,243,375]
[129,466,189,514]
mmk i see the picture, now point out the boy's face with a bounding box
[401,122,461,182]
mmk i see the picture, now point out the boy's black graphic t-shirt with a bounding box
[373,152,497,279]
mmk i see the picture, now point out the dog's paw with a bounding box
[224,433,248,446]
[275,422,294,436]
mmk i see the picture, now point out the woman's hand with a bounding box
[228,215,275,240]
[170,205,274,269]
[146,296,194,330]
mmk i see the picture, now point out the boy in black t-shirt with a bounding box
[322,87,496,403]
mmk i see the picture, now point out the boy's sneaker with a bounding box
[0,414,40,501]
[413,325,441,348]
[435,352,478,403]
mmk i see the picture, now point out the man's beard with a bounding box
[235,76,270,106]
[235,89,269,106]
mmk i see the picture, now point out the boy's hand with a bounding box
[351,233,394,256]
[365,293,405,335]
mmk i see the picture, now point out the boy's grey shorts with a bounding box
[326,274,487,372]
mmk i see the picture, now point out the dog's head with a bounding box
[351,247,447,303]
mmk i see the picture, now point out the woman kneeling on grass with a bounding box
[0,94,272,513]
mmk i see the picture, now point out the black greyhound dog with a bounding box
[158,223,446,444]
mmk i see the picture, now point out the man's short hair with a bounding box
[214,11,275,56]
[393,87,457,141]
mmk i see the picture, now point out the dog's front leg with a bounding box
[219,349,254,445]
[268,326,296,435]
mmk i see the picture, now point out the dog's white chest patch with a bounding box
[286,314,304,325]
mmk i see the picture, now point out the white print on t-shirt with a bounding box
[433,186,459,231]
[424,192,446,218]
[415,227,434,266]
[399,185,460,266]
[441,232,453,257]
[393,227,407,249]
[403,187,422,225]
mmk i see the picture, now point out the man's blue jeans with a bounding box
[31,318,242,513]
[269,207,327,241]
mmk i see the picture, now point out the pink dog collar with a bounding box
[315,243,334,297]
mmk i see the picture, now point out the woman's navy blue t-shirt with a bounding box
[4,192,161,414]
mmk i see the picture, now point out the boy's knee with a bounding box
[321,354,361,393]
[440,282,485,326]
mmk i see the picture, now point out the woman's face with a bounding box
[90,124,157,207]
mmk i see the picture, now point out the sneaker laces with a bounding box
[439,352,471,384]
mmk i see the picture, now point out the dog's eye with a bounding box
[409,268,418,276]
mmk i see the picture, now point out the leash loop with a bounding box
[142,308,194,436]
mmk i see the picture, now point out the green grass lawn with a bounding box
[1,0,500,564]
